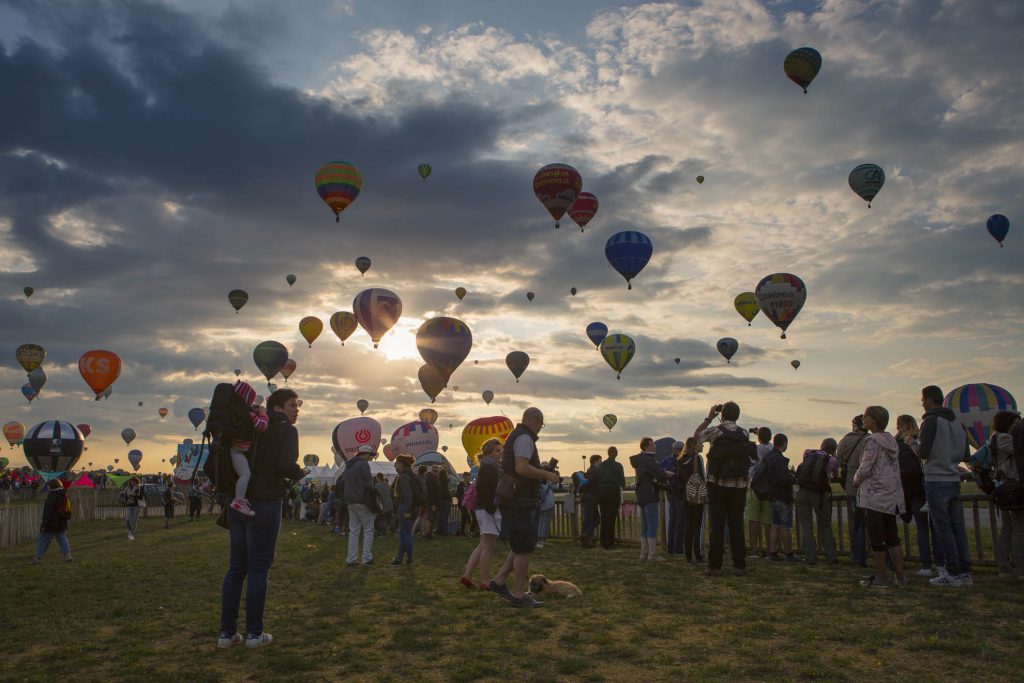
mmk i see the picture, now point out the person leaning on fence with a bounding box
[794,438,838,566]
[990,411,1024,579]
[32,478,73,565]
[580,454,603,547]
[597,447,626,550]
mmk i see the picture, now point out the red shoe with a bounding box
[459,575,474,589]
[478,582,489,591]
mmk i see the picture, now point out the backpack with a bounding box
[987,435,1024,510]
[750,458,772,500]
[59,492,72,520]
[203,383,259,497]
[797,452,830,493]
[410,474,426,508]
[707,427,757,481]
[462,479,479,512]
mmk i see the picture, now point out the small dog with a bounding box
[529,574,582,599]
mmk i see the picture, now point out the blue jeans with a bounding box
[36,531,71,558]
[581,496,600,538]
[220,499,282,638]
[667,497,686,553]
[538,507,554,540]
[640,501,659,538]
[847,501,868,565]
[910,503,944,569]
[437,501,450,536]
[925,481,971,576]
[396,511,414,562]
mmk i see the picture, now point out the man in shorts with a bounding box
[489,407,560,607]
[745,427,774,558]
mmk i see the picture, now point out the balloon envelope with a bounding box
[505,351,530,382]
[3,421,25,446]
[286,274,296,287]
[462,416,514,468]
[419,408,438,425]
[416,317,473,379]
[533,163,582,228]
[784,47,822,93]
[526,292,535,302]
[586,322,608,349]
[16,343,46,373]
[329,311,358,345]
[455,287,467,301]
[299,316,324,347]
[23,286,33,298]
[567,191,599,232]
[188,408,207,430]
[482,390,494,405]
[24,421,84,477]
[600,334,636,379]
[848,163,885,207]
[158,407,168,418]
[418,163,432,180]
[281,359,297,380]
[391,421,440,458]
[986,214,1009,246]
[28,366,47,393]
[121,428,136,445]
[603,414,617,431]
[21,384,37,402]
[605,231,653,290]
[253,341,289,381]
[332,417,382,461]
[353,288,403,347]
[356,399,369,415]
[315,161,362,221]
[418,364,447,402]
[79,350,122,399]
[128,449,142,471]
[303,454,320,467]
[717,337,739,363]
[227,289,248,313]
[734,292,760,325]
[754,273,807,339]
[944,383,1017,450]
[355,256,371,275]
[76,423,91,439]
[791,360,801,370]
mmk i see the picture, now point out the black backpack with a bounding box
[796,452,830,493]
[410,474,426,508]
[707,427,757,480]
[202,383,258,496]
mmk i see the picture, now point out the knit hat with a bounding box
[233,380,257,407]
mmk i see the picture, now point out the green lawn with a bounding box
[2,516,1021,682]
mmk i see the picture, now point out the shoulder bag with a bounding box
[685,455,708,506]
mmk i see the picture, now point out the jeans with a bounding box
[347,503,376,564]
[925,481,971,576]
[538,507,554,540]
[910,502,944,569]
[188,497,202,519]
[581,495,600,538]
[36,531,71,558]
[795,488,837,564]
[707,483,746,570]
[220,499,283,638]
[846,500,868,565]
[437,501,450,536]
[667,497,686,553]
[125,506,140,536]
[375,511,393,536]
[684,504,705,561]
[597,489,620,549]
[997,508,1024,577]
[639,501,659,539]
[396,511,414,562]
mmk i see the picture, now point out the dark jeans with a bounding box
[188,497,202,519]
[581,495,600,538]
[220,499,283,638]
[396,513,414,562]
[598,489,620,548]
[437,502,450,536]
[667,497,686,554]
[795,488,837,564]
[909,501,943,569]
[926,481,971,576]
[375,511,394,536]
[707,484,746,570]
[459,505,473,535]
[684,503,705,561]
[847,500,868,565]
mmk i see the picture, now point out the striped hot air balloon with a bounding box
[23,420,85,478]
[315,161,362,221]
[944,383,1017,450]
[600,334,636,379]
[605,231,653,290]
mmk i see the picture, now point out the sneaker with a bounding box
[31,557,41,565]
[768,553,783,562]
[488,581,513,601]
[510,594,544,608]
[747,552,761,559]
[536,541,545,548]
[958,573,973,586]
[217,633,243,649]
[346,561,359,568]
[245,632,273,648]
[929,574,963,587]
[784,554,798,562]
[362,559,374,566]
[128,534,135,541]
[231,498,256,517]
[935,566,950,579]
[915,567,933,577]
[860,575,890,589]
[64,554,74,562]
[919,502,929,513]
[459,576,475,589]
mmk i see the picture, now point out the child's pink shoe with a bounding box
[231,497,256,517]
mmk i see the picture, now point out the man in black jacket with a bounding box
[580,454,602,547]
[344,445,377,566]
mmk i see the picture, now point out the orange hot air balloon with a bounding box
[158,407,169,419]
[78,350,122,400]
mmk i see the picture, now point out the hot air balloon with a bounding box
[106,465,113,472]
[138,401,144,408]
[268,383,278,393]
[356,399,369,415]
[533,163,582,228]
[418,364,447,403]
[455,287,467,301]
[0,457,8,470]
[462,416,514,469]
[848,163,885,208]
[286,274,296,287]
[227,289,248,313]
[252,341,289,382]
[791,360,801,370]
[332,416,381,461]
[603,414,617,431]
[717,338,739,363]
[944,383,1017,449]
[22,384,37,402]
[121,428,136,446]
[586,322,608,349]
[158,407,169,419]
[784,46,822,93]
[754,273,807,339]
[986,214,1010,247]
[600,334,635,379]
[188,408,206,431]
[76,424,91,440]
[416,317,473,380]
[79,350,122,400]
[315,161,362,221]
[355,256,371,276]
[303,454,319,468]
[734,292,760,326]
[3,422,24,447]
[24,421,84,479]
[570,287,577,297]
[418,164,432,181]
[281,359,297,381]
[23,286,33,298]
[419,408,438,425]
[16,343,46,374]
[526,292,535,302]
[353,288,403,348]
[128,449,143,471]
[382,444,396,461]
[330,311,358,345]
[605,231,653,290]
[234,368,242,377]
[299,316,324,348]
[28,367,47,393]
[696,175,705,185]
[674,358,680,365]
[566,191,599,233]
[391,421,440,458]
[505,351,530,383]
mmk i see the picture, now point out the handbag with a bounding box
[216,505,230,530]
[685,455,708,506]
[367,487,384,514]
[494,473,519,505]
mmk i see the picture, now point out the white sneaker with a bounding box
[217,633,243,649]
[919,502,929,513]
[929,574,963,587]
[958,573,974,586]
[245,632,273,648]
[915,567,933,577]
[935,566,950,578]
[128,534,135,541]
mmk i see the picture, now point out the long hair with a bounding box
[895,414,919,441]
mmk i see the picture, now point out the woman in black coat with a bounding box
[33,479,73,564]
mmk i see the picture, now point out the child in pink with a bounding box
[230,381,269,517]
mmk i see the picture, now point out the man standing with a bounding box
[188,481,204,521]
[916,385,972,586]
[836,415,870,567]
[489,407,559,607]
[580,454,602,547]
[763,434,797,561]
[745,427,774,559]
[343,444,377,567]
[597,447,626,549]
[794,438,839,565]
[694,402,755,576]
[436,466,451,536]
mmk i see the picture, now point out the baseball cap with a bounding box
[357,445,375,454]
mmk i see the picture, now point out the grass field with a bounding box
[2,515,1021,682]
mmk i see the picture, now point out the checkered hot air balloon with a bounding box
[24,420,84,479]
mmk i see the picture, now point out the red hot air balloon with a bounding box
[533,163,582,229]
[566,192,599,233]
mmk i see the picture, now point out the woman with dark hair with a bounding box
[461,439,502,587]
[853,406,906,588]
[895,414,943,576]
[677,437,707,564]
[990,411,1023,578]
[32,479,73,564]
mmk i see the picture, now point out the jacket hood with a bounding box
[923,407,957,421]
[871,431,899,454]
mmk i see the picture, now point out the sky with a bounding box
[1,0,1022,476]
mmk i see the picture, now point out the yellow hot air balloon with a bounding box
[299,316,324,348]
[329,311,358,345]
[455,287,467,301]
[734,292,760,326]
[600,334,635,379]
[16,344,46,373]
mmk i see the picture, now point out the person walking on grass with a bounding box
[853,406,906,588]
[392,455,416,566]
[597,447,626,549]
[461,439,502,588]
[630,437,669,562]
[219,388,306,649]
[489,408,560,608]
[794,438,838,566]
[837,415,870,567]
[123,476,144,541]
[32,479,72,565]
[343,445,378,567]
[763,434,797,562]
[745,427,774,559]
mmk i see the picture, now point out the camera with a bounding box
[541,458,559,472]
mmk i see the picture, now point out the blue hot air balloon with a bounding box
[605,231,653,290]
[188,408,207,431]
[986,214,1009,247]
[586,322,608,350]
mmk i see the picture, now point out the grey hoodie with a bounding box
[918,407,969,483]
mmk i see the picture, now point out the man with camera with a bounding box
[694,402,756,576]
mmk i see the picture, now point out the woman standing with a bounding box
[853,406,906,588]
[630,437,669,562]
[392,455,416,565]
[460,439,502,588]
[678,438,707,564]
[990,411,1023,578]
[895,415,943,576]
[32,479,73,564]
[123,477,144,541]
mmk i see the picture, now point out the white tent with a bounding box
[303,465,339,483]
[325,459,398,482]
